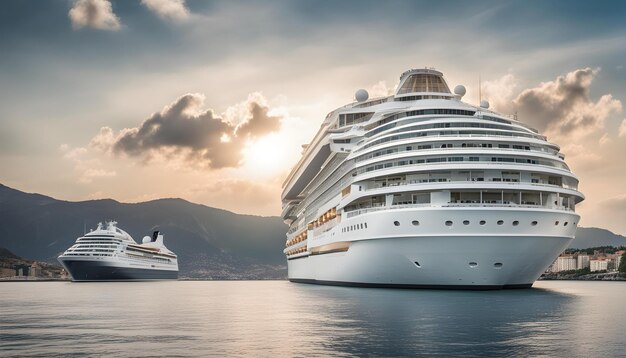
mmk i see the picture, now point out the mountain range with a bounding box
[0,184,288,279]
[1,183,624,279]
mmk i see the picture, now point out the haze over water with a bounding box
[1,281,624,357]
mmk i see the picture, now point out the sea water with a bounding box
[1,280,624,357]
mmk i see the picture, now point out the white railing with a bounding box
[344,202,573,218]
[360,179,578,192]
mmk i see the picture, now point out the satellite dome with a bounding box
[355,89,369,102]
[480,100,490,109]
[453,85,466,97]
[142,236,151,244]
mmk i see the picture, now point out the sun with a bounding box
[242,133,296,177]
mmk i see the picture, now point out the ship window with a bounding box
[463,220,470,225]
[414,261,421,268]
[469,262,478,268]
[365,223,368,228]
[494,263,503,268]
[512,221,519,226]
[445,220,453,226]
[555,221,559,226]
[564,222,568,226]
[479,220,486,225]
[412,220,420,226]
[394,221,400,226]
[497,220,504,225]
[531,221,538,226]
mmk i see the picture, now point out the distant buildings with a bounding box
[0,267,15,278]
[14,264,31,277]
[577,254,590,270]
[590,259,609,272]
[548,249,625,273]
[554,255,577,272]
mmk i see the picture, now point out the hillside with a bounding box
[569,227,626,249]
[0,184,288,279]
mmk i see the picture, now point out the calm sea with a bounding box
[0,280,624,357]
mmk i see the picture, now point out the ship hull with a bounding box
[58,259,178,281]
[287,208,578,289]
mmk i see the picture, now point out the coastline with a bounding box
[539,272,626,281]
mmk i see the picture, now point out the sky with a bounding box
[1,0,626,234]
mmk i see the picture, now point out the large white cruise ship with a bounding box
[58,221,178,281]
[281,68,584,289]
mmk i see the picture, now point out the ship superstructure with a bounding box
[281,68,584,289]
[58,221,178,281]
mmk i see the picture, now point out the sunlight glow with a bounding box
[242,134,295,176]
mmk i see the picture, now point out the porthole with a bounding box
[564,222,568,226]
[412,220,420,226]
[365,223,368,228]
[414,261,421,268]
[445,220,453,226]
[555,221,559,226]
[463,220,470,225]
[512,221,519,226]
[531,221,538,226]
[494,263,503,268]
[360,223,364,229]
[394,221,400,226]
[497,220,504,225]
[479,220,486,225]
[469,262,478,268]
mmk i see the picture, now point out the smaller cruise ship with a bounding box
[58,221,178,281]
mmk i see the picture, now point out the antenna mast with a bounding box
[478,73,482,103]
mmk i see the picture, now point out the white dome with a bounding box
[355,89,369,102]
[142,236,151,244]
[453,85,466,97]
[480,100,490,109]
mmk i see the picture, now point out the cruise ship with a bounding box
[58,222,178,281]
[281,68,584,289]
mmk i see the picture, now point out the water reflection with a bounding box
[294,285,575,356]
[0,281,624,357]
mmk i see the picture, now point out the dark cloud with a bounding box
[236,102,282,137]
[94,93,282,169]
[513,68,621,134]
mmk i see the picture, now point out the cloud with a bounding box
[513,68,622,136]
[482,73,518,112]
[619,119,626,137]
[93,93,283,169]
[141,0,190,22]
[599,133,611,145]
[59,144,116,183]
[78,168,117,183]
[68,0,121,31]
[368,81,393,98]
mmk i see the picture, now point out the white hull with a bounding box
[288,208,578,288]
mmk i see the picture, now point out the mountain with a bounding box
[0,184,288,279]
[569,227,626,249]
[0,247,21,260]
